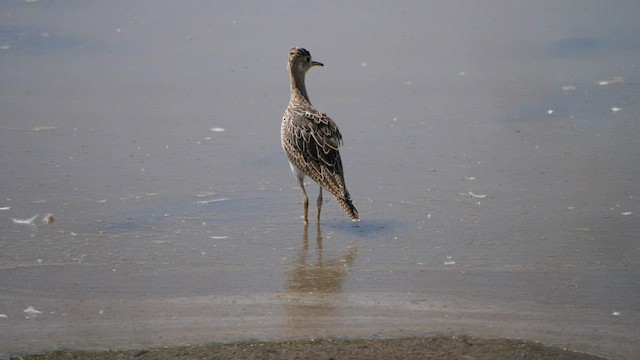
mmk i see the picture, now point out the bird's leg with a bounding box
[297,176,309,224]
[316,186,323,223]
[315,221,322,249]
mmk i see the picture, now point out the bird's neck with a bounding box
[290,73,312,106]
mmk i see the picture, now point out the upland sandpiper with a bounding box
[281,47,359,223]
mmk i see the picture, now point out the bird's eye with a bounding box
[306,57,311,62]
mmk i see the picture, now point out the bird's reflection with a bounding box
[283,223,357,337]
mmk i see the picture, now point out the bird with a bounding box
[281,47,359,223]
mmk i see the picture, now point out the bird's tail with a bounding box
[335,193,360,222]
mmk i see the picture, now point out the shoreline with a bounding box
[14,336,607,360]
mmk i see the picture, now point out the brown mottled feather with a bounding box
[281,48,359,221]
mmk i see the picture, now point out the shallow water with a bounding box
[1,1,639,358]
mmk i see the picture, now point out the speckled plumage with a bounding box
[281,48,359,223]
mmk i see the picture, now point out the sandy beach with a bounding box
[16,336,606,360]
[2,1,638,359]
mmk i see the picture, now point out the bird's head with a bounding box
[288,47,323,76]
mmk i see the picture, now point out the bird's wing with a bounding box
[286,110,348,196]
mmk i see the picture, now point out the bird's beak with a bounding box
[311,61,324,67]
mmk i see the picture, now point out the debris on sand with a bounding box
[598,76,624,86]
[196,198,228,205]
[468,191,487,198]
[195,192,217,198]
[12,214,39,225]
[42,213,56,225]
[31,126,57,132]
[24,306,42,315]
[561,85,577,94]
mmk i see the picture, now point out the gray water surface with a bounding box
[1,1,639,358]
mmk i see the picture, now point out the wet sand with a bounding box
[17,336,605,360]
[2,1,639,359]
